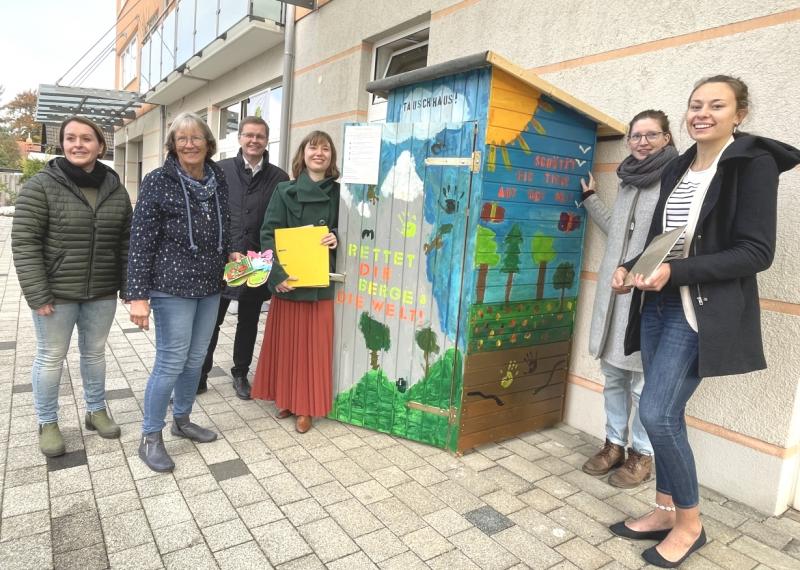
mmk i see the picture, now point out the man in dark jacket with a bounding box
[199,116,289,399]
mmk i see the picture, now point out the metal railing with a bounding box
[139,0,285,93]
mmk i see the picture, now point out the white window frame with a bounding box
[367,22,429,123]
[121,37,138,88]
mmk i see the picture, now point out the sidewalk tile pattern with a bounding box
[0,217,799,569]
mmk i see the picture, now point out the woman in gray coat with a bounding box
[579,110,677,488]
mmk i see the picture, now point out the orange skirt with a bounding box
[251,297,333,417]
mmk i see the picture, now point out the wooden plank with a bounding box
[463,382,566,418]
[457,409,563,452]
[465,337,569,369]
[485,53,626,137]
[459,397,563,436]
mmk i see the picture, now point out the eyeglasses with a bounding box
[175,135,206,146]
[628,132,664,143]
[240,132,267,141]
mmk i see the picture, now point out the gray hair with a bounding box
[164,112,217,160]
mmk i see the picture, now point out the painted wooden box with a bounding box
[330,52,625,453]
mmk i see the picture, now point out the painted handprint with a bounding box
[500,360,519,389]
[398,212,418,238]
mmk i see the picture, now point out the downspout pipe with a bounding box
[278,4,296,172]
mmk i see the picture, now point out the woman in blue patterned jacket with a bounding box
[127,112,231,473]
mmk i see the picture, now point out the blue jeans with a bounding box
[639,291,702,508]
[601,360,653,455]
[142,294,220,434]
[31,300,117,424]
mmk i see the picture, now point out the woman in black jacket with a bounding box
[609,76,800,567]
[12,116,132,457]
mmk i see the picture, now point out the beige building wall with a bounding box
[116,0,800,513]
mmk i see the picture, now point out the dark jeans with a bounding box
[639,291,702,509]
[202,285,270,379]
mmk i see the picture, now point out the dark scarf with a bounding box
[616,145,679,188]
[171,157,224,255]
[175,160,218,200]
[56,157,107,188]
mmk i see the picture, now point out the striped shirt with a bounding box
[664,166,716,260]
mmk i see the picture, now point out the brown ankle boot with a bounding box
[608,448,652,488]
[582,439,625,476]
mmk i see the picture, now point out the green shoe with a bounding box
[39,422,66,457]
[85,409,121,439]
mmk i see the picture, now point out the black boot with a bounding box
[197,374,208,394]
[171,415,217,443]
[138,431,175,472]
[232,374,251,400]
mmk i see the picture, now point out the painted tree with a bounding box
[474,225,500,304]
[500,224,523,303]
[415,326,440,377]
[359,311,391,370]
[531,233,556,300]
[552,261,576,308]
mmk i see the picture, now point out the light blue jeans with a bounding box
[142,294,220,434]
[601,359,653,456]
[639,291,702,508]
[31,299,117,424]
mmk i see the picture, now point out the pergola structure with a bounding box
[35,84,143,129]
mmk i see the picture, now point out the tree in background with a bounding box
[1,90,40,143]
[474,225,500,304]
[531,233,556,300]
[552,261,576,308]
[0,130,21,169]
[359,312,391,370]
[20,158,47,183]
[415,326,440,377]
[500,223,523,303]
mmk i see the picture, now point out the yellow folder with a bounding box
[275,225,330,288]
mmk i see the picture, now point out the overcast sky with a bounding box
[0,0,117,105]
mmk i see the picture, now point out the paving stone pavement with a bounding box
[1,216,800,569]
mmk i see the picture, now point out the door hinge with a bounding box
[406,401,459,424]
[424,150,481,173]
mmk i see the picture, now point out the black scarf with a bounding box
[56,157,107,189]
[616,145,678,188]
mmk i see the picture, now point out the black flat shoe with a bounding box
[609,521,671,541]
[642,528,707,568]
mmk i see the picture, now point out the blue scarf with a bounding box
[174,159,224,255]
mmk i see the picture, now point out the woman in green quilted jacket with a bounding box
[11,116,132,458]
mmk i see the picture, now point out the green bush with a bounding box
[20,158,46,183]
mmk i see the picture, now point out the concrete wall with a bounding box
[115,0,800,513]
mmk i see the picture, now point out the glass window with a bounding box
[151,26,163,81]
[140,39,151,93]
[268,141,279,166]
[219,0,248,32]
[176,0,196,67]
[121,38,137,88]
[372,28,429,104]
[162,10,176,74]
[252,0,283,23]
[195,0,217,51]
[219,101,241,140]
[245,89,270,119]
[268,86,282,142]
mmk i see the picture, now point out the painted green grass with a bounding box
[468,298,576,352]
[330,348,463,450]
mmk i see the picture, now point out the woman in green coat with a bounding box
[251,131,339,433]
